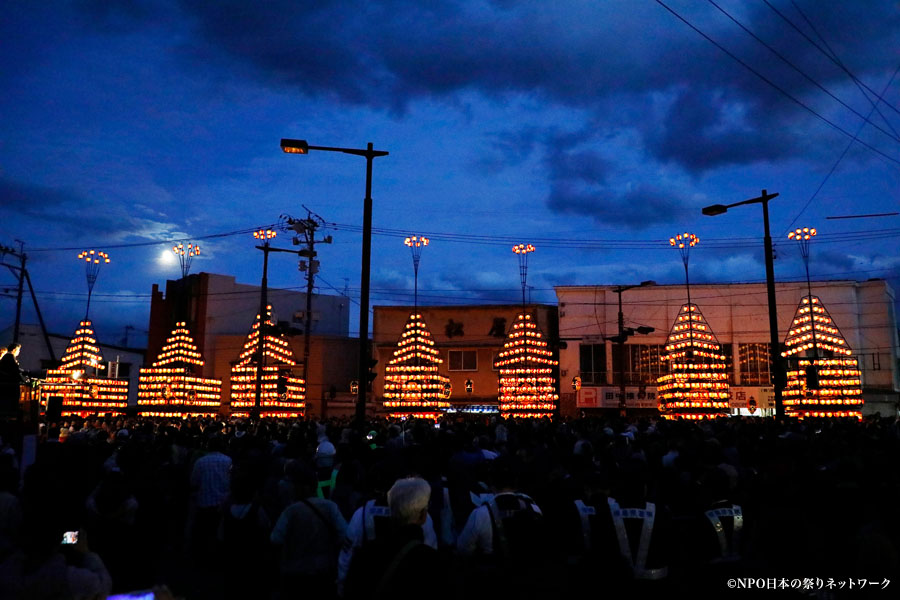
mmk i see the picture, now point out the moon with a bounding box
[159,248,177,266]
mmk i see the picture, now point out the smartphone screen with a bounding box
[62,531,79,545]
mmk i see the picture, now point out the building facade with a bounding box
[556,280,899,417]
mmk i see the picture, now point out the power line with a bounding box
[15,221,900,254]
[761,0,900,121]
[786,0,900,140]
[653,0,900,167]
[705,0,900,145]
[25,223,282,253]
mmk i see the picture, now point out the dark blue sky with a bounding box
[2,0,898,347]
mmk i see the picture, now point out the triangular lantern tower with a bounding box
[781,296,863,418]
[657,304,730,419]
[494,312,559,419]
[230,307,306,418]
[382,313,451,419]
[42,320,129,417]
[137,322,222,417]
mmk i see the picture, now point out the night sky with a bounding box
[2,1,898,348]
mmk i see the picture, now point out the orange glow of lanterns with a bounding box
[137,322,222,417]
[781,295,863,419]
[657,304,730,420]
[42,320,128,418]
[173,242,200,278]
[383,313,451,420]
[230,306,305,418]
[494,313,559,419]
[669,232,699,250]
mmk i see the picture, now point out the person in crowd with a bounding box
[337,464,438,595]
[222,460,274,600]
[189,435,232,562]
[0,343,29,415]
[344,477,447,600]
[271,463,347,600]
[457,456,555,599]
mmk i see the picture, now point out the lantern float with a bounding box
[230,307,306,418]
[494,313,559,419]
[382,313,451,420]
[137,321,221,418]
[657,304,731,419]
[657,232,730,419]
[781,296,863,419]
[42,320,129,418]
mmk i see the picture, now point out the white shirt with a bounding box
[456,493,542,556]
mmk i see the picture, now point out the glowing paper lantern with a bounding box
[494,313,558,419]
[137,322,222,417]
[382,313,451,419]
[781,295,863,419]
[230,307,306,418]
[42,320,128,417]
[657,304,730,420]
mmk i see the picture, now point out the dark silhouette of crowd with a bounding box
[0,413,899,599]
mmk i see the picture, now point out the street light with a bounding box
[702,189,785,418]
[281,138,389,424]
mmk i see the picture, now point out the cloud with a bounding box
[547,182,692,229]
[0,178,185,243]
[162,0,900,174]
[646,86,798,171]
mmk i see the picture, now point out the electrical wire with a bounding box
[762,0,900,121]
[705,0,900,145]
[653,0,900,168]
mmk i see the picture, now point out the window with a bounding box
[579,344,606,385]
[611,344,666,385]
[858,353,882,371]
[738,343,771,385]
[449,350,477,371]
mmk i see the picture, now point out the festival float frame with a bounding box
[657,304,731,419]
[494,312,559,419]
[230,307,306,418]
[780,227,863,419]
[656,232,730,420]
[137,321,221,417]
[781,296,863,419]
[382,312,452,419]
[42,320,129,418]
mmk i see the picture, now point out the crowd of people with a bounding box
[0,411,898,599]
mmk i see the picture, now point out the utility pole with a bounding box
[1,242,55,361]
[605,282,655,417]
[12,241,25,342]
[284,210,332,391]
